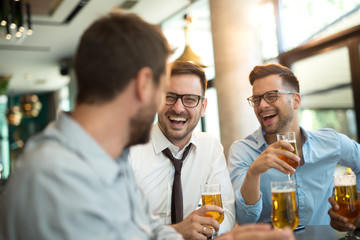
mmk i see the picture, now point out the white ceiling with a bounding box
[0,0,189,95]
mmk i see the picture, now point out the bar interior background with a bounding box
[0,0,359,182]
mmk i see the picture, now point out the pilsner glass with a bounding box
[271,180,299,230]
[201,183,224,224]
[333,174,360,240]
[276,132,299,181]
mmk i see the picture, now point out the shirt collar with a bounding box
[254,127,267,149]
[53,112,126,185]
[300,126,310,144]
[152,122,197,155]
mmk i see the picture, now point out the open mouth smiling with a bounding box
[169,116,187,124]
[262,112,277,122]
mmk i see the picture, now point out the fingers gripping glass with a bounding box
[247,90,295,107]
[165,92,204,108]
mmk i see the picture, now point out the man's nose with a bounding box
[171,97,185,112]
[258,97,270,108]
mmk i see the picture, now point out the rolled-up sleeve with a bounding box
[234,185,263,224]
[228,140,263,224]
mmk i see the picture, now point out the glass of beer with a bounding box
[271,180,299,230]
[276,132,299,181]
[333,174,360,240]
[201,183,224,224]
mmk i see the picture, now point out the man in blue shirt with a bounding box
[228,63,360,226]
[0,10,179,240]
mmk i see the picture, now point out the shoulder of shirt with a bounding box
[18,127,89,175]
[192,131,222,146]
[230,128,261,149]
[305,128,340,141]
[193,131,218,140]
[301,127,359,148]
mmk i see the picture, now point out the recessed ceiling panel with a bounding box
[27,0,63,16]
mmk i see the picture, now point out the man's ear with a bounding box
[134,67,153,103]
[293,93,301,110]
[200,97,207,117]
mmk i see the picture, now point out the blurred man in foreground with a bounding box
[0,11,294,240]
[129,61,235,239]
[0,10,178,240]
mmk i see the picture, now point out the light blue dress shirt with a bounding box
[228,127,360,226]
[0,112,182,240]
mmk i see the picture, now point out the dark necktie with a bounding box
[162,144,192,224]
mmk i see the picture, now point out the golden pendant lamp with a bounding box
[175,14,207,68]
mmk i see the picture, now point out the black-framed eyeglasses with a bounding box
[247,90,295,107]
[165,92,204,108]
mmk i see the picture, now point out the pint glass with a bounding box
[333,174,360,224]
[271,180,299,230]
[276,132,299,170]
[201,183,224,224]
[334,174,360,240]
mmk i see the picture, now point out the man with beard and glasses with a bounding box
[128,61,236,239]
[228,63,360,227]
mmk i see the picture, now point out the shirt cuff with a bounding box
[234,189,263,224]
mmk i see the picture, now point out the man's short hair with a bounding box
[74,10,172,104]
[249,63,300,93]
[171,61,207,95]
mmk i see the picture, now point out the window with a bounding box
[280,0,360,51]
[292,46,358,141]
[256,0,360,58]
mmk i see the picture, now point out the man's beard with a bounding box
[158,107,201,144]
[261,105,294,134]
[127,103,157,147]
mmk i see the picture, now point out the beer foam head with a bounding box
[276,132,296,141]
[271,180,296,192]
[202,192,221,195]
[272,188,296,193]
[334,175,356,186]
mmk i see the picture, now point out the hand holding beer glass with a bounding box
[276,132,299,181]
[201,183,224,238]
[271,180,299,230]
[333,174,360,240]
[201,184,224,224]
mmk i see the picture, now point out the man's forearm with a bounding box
[240,169,261,205]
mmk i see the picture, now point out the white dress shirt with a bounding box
[129,123,235,235]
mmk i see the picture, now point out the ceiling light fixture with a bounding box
[175,5,207,68]
[19,94,42,118]
[6,105,22,126]
[0,0,33,42]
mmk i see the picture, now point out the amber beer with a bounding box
[201,193,224,224]
[201,184,224,224]
[278,141,299,170]
[334,175,360,223]
[276,132,300,171]
[271,181,299,230]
